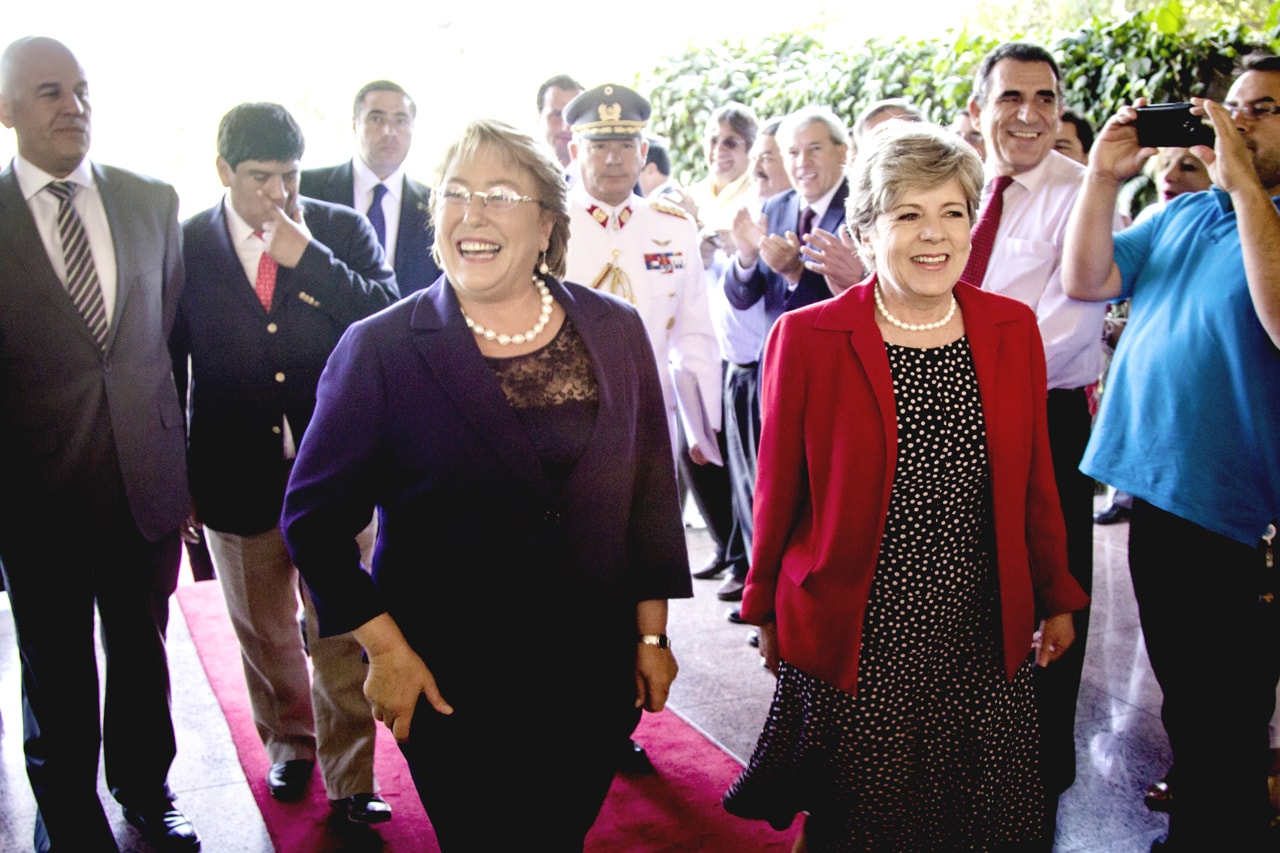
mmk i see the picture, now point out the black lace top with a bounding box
[481,317,599,486]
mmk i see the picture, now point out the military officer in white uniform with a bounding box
[563,84,722,468]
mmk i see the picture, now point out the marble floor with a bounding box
[0,502,1177,852]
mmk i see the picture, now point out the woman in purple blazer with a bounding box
[281,120,691,850]
[723,122,1089,850]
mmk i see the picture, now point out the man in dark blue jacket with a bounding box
[171,101,398,824]
[301,80,441,296]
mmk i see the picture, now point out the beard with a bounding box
[1253,147,1280,194]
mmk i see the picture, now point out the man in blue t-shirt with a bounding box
[1064,53,1280,852]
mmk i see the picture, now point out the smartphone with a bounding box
[1134,103,1214,148]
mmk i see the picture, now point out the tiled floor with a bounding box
[0,502,1175,852]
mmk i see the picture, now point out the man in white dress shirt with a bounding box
[966,41,1112,839]
[301,80,441,296]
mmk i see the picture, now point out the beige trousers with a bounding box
[204,520,377,800]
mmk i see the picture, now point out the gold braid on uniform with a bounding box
[589,249,635,305]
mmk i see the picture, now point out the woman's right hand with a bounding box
[758,620,780,676]
[355,613,453,741]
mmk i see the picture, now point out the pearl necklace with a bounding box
[462,276,554,346]
[874,285,957,332]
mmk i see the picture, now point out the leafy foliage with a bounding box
[639,0,1280,188]
[969,0,1273,43]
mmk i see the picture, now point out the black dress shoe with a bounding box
[727,608,746,624]
[123,801,201,851]
[332,793,393,824]
[267,758,314,802]
[619,738,654,774]
[747,629,760,648]
[692,554,728,580]
[1144,777,1173,812]
[1094,503,1131,525]
[716,577,744,601]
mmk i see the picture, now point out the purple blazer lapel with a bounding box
[408,281,552,496]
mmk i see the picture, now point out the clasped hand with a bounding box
[800,226,867,296]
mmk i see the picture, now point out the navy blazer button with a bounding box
[272,425,282,435]
[275,372,286,383]
[544,510,561,525]
[267,322,278,333]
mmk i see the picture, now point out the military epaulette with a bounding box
[647,197,693,221]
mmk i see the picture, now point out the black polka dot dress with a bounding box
[724,338,1046,851]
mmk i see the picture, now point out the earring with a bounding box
[538,251,550,276]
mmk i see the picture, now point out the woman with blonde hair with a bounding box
[724,121,1088,850]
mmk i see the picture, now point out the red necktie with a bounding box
[961,175,1013,287]
[253,231,277,311]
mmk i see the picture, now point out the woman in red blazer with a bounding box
[724,122,1089,851]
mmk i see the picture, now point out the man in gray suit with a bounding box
[301,80,441,296]
[0,37,198,851]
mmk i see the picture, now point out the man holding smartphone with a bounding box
[171,102,399,822]
[1064,53,1280,852]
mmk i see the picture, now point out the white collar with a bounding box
[14,155,95,202]
[352,157,404,204]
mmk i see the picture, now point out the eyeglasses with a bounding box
[1226,100,1280,121]
[440,186,537,211]
[708,136,744,151]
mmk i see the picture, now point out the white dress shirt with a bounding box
[15,155,118,322]
[980,151,1111,390]
[707,193,771,365]
[352,158,404,266]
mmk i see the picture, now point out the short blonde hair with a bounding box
[845,121,984,270]
[430,119,571,278]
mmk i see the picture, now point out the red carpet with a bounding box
[177,579,800,851]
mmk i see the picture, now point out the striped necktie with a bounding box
[46,181,109,348]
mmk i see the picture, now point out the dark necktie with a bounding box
[799,206,816,239]
[46,181,109,348]
[252,230,277,311]
[962,175,1013,287]
[367,183,388,250]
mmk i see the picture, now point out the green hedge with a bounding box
[640,0,1280,190]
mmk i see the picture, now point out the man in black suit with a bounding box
[170,102,398,824]
[300,80,440,296]
[0,36,198,852]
